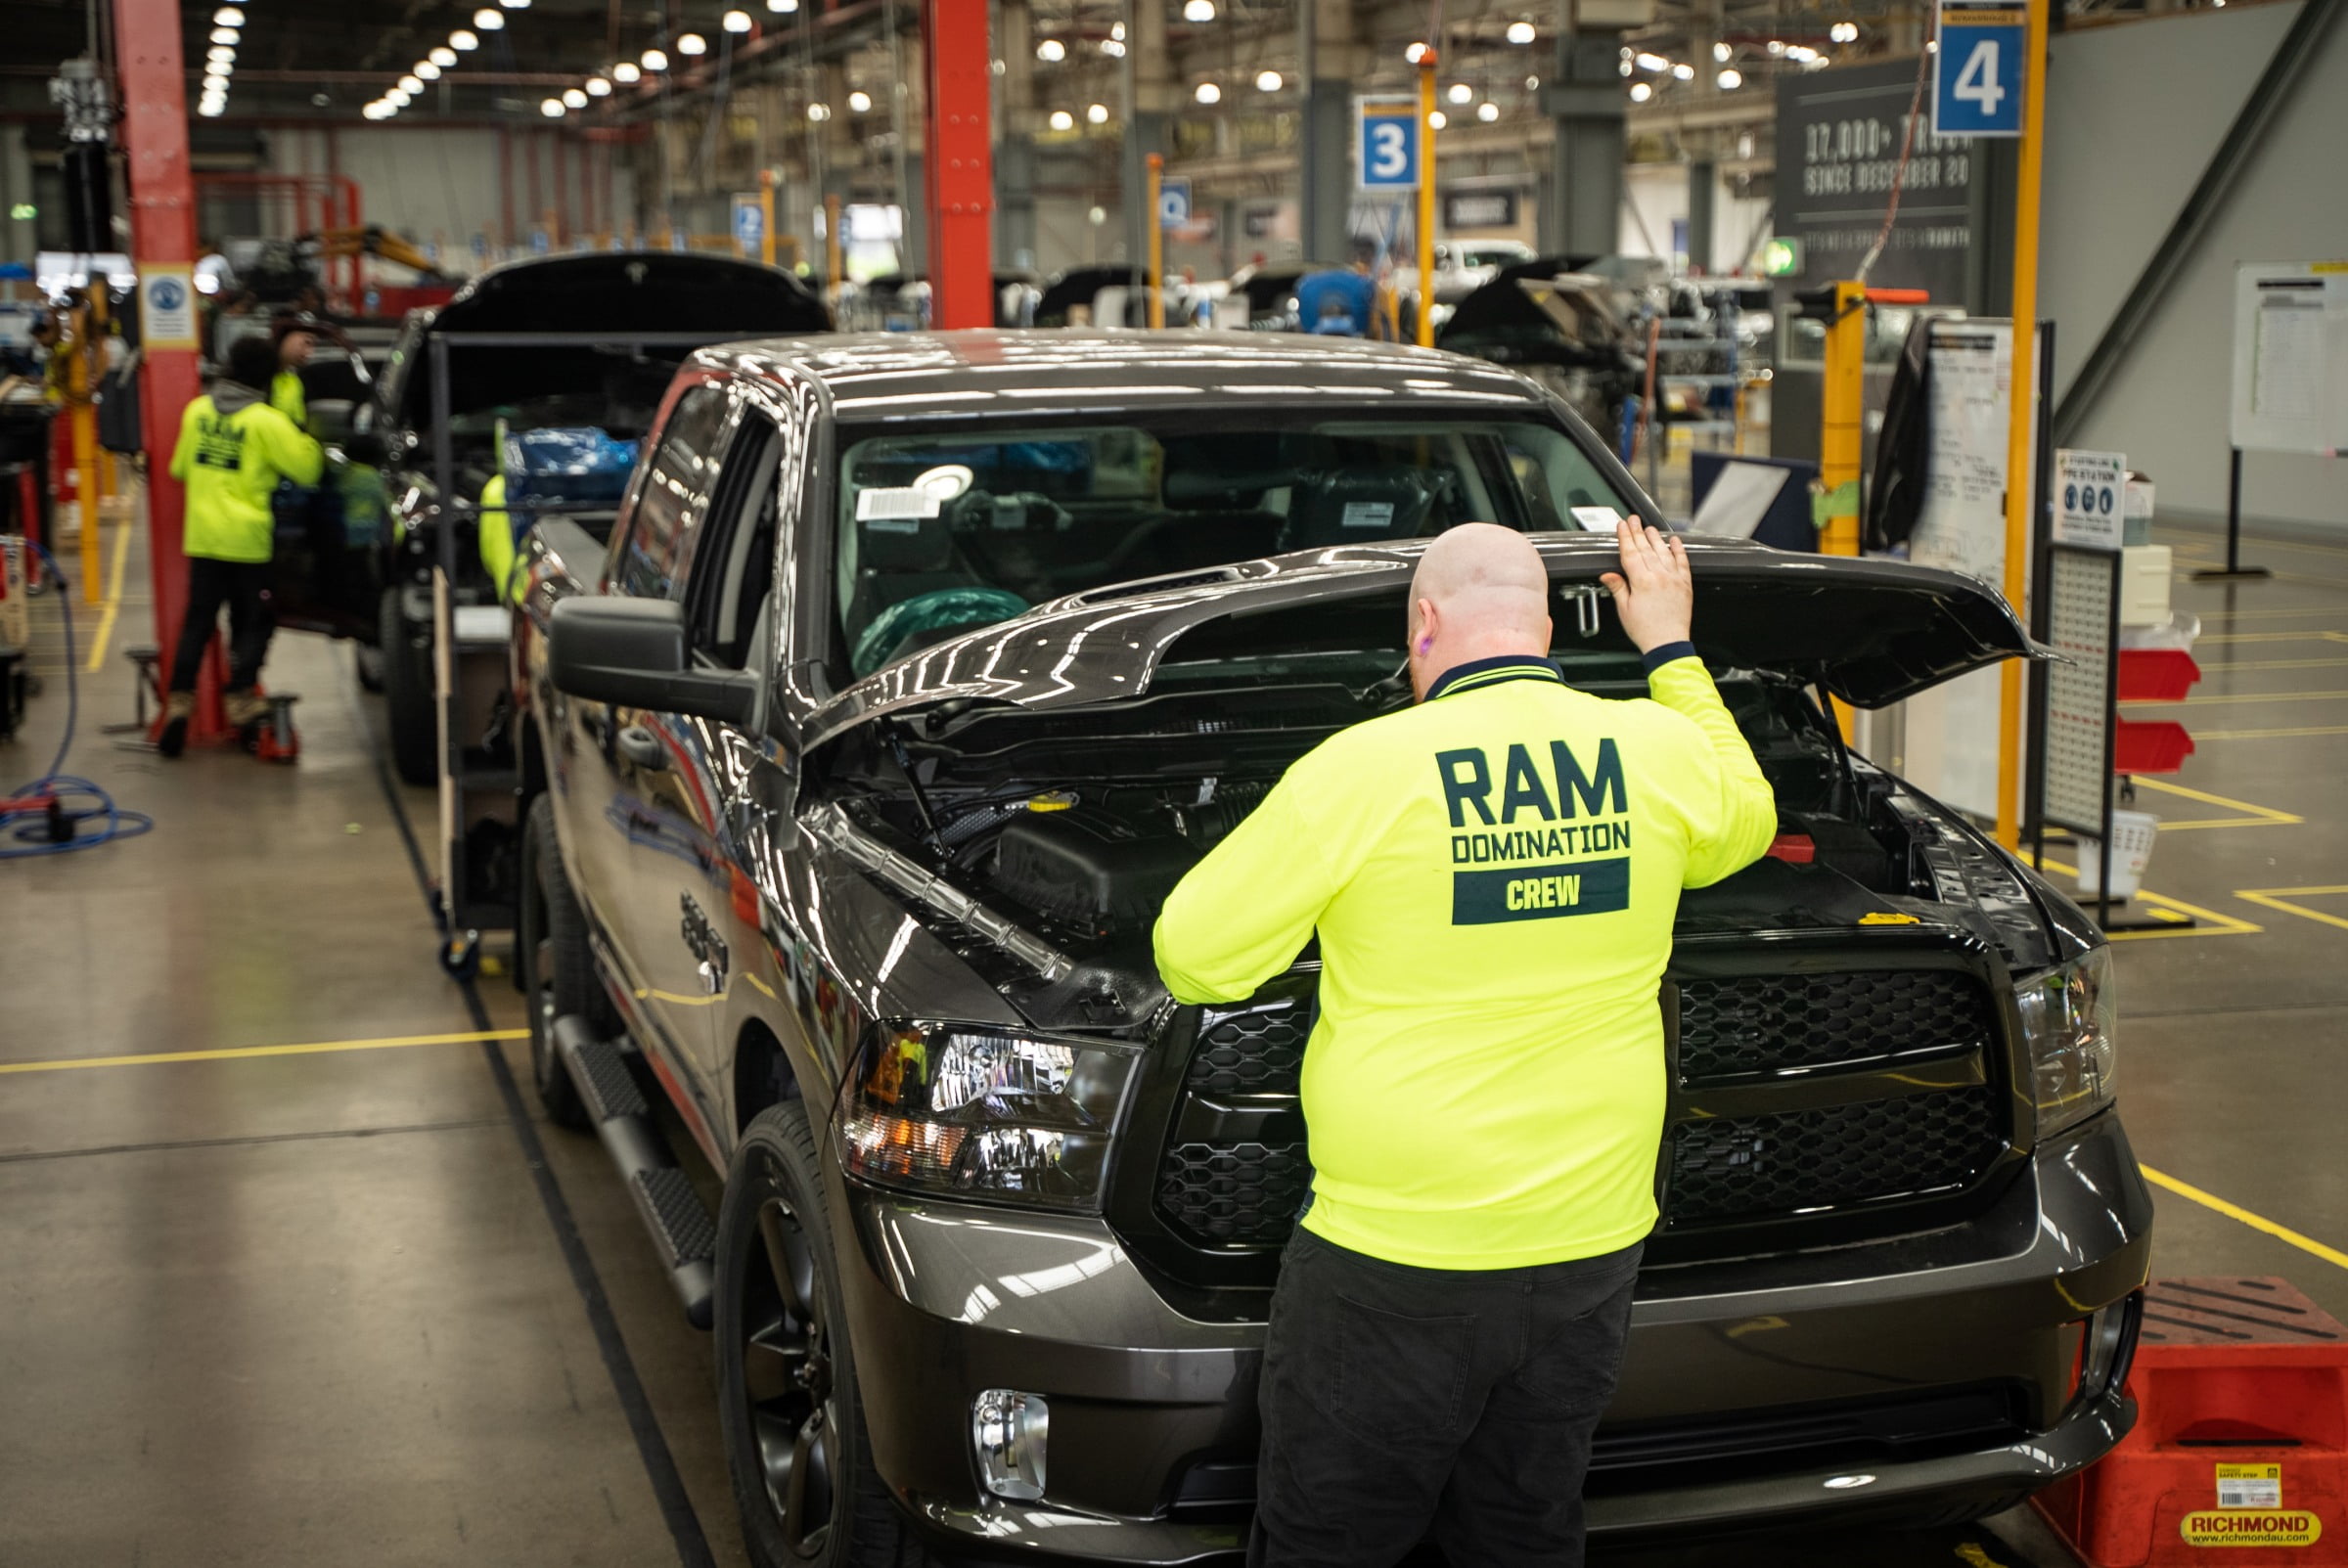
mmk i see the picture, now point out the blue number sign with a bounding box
[1933,0,2026,137]
[1356,98,1420,192]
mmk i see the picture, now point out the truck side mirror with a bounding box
[548,597,759,726]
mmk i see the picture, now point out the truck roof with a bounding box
[695,329,1557,416]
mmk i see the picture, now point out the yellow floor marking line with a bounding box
[2032,860,2261,940]
[2142,1164,2348,1273]
[81,512,135,674]
[2198,656,2348,672]
[2192,724,2348,740]
[2127,776,2302,831]
[2234,885,2348,935]
[2194,630,2348,646]
[0,1028,526,1075]
[2191,606,2348,623]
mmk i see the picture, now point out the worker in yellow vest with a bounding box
[1153,520,1776,1568]
[159,336,324,757]
[475,471,529,605]
[269,312,315,430]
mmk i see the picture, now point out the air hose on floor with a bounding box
[0,541,154,858]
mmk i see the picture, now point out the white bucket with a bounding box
[2075,810,2160,900]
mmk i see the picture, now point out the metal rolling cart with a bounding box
[423,328,743,977]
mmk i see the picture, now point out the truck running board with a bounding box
[552,1014,717,1329]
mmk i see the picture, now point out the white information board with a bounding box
[2043,549,2116,833]
[2231,262,2348,457]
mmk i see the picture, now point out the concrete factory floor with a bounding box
[2,509,2342,1567]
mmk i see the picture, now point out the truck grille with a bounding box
[1150,966,2009,1252]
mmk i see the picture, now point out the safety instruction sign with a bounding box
[2216,1463,2282,1509]
[1933,0,2026,138]
[139,264,199,351]
[2054,449,2126,551]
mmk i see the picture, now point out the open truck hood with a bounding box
[804,534,2037,750]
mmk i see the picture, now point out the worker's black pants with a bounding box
[168,557,274,694]
[1249,1226,1643,1568]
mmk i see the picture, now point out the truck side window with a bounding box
[618,382,732,601]
[685,418,783,670]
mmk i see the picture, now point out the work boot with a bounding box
[224,690,267,753]
[158,692,195,758]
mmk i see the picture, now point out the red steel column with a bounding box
[923,0,992,329]
[114,0,210,727]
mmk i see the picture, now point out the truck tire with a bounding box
[518,793,610,1129]
[380,586,436,786]
[715,1103,944,1568]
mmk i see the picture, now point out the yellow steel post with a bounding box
[1416,55,1438,347]
[63,298,104,604]
[1146,154,1166,331]
[1995,0,2050,850]
[760,170,778,268]
[1818,278,1867,560]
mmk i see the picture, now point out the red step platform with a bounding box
[2036,1277,2348,1565]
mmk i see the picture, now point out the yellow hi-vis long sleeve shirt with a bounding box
[1152,651,1778,1271]
[167,386,324,563]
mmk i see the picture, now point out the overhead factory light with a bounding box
[541,98,564,116]
[612,60,642,82]
[586,76,611,96]
[805,101,829,120]
[1628,80,1652,101]
[1446,81,1471,104]
[1405,40,1428,63]
[199,101,225,117]
[1717,67,1742,88]
[1784,43,1817,61]
[1426,108,1447,128]
[1035,37,1065,62]
[1506,20,1536,44]
[212,5,244,23]
[676,32,706,55]
[398,73,422,93]
[1619,57,1635,75]
[1111,21,1124,39]
[385,87,410,105]
[450,28,478,49]
[1672,61,1694,78]
[363,103,387,119]
[641,47,668,69]
[1526,72,1539,89]
[1194,79,1221,103]
[768,0,797,11]
[501,0,529,9]
[473,9,504,29]
[1476,100,1499,120]
[563,87,587,107]
[210,27,237,44]
[1086,101,1108,122]
[1765,38,1785,54]
[208,45,237,63]
[1713,40,1732,61]
[1182,0,1215,20]
[1255,68,1281,91]
[1635,51,1668,71]
[723,10,751,31]
[1830,21,1860,42]
[1101,38,1124,56]
[847,88,872,112]
[414,61,439,79]
[430,46,457,67]
[1049,109,1074,130]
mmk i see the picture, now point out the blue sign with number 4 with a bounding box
[1357,99,1421,192]
[1933,0,2025,137]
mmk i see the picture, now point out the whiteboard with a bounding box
[2231,262,2348,457]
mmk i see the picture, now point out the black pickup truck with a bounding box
[511,330,2148,1568]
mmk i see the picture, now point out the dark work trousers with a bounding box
[168,557,275,694]
[1249,1226,1643,1568]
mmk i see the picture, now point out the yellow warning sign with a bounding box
[2216,1462,2282,1509]
[2180,1510,2323,1548]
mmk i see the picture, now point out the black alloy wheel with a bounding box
[716,1104,940,1568]
[740,1162,841,1557]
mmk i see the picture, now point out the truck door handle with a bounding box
[616,725,667,771]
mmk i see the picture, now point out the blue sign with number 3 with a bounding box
[1357,99,1421,192]
[1933,0,2025,137]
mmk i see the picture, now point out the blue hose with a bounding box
[2,541,154,858]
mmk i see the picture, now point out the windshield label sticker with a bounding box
[2218,1465,2283,1510]
[1570,506,1623,531]
[857,486,943,527]
[2180,1510,2320,1548]
[1341,501,1396,530]
[1454,857,1632,923]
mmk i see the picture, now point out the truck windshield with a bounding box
[834,414,1637,677]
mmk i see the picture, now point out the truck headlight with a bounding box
[835,1022,1140,1210]
[2016,948,2117,1138]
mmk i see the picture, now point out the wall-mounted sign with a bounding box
[1443,190,1518,230]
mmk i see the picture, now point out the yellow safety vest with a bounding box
[270,367,308,430]
[167,390,324,563]
[1153,654,1777,1270]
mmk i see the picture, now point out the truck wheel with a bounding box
[715,1103,943,1568]
[518,794,609,1130]
[379,587,436,786]
[355,642,385,694]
